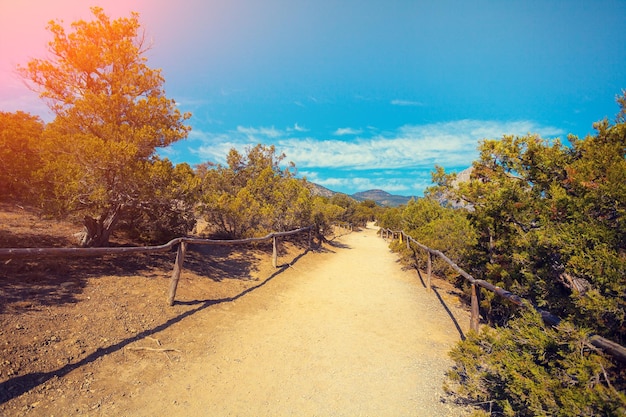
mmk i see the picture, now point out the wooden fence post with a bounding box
[272,235,278,268]
[167,241,187,306]
[426,251,432,292]
[470,282,480,332]
[406,235,410,249]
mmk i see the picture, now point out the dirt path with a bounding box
[95,225,471,417]
[1,222,471,416]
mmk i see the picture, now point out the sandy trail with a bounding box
[104,225,470,416]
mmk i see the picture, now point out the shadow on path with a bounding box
[416,269,466,341]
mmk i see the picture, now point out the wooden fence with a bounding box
[332,222,353,232]
[379,228,626,363]
[0,226,314,306]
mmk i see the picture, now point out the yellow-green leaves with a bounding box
[446,311,625,416]
[17,7,191,246]
[0,111,44,202]
[197,144,311,238]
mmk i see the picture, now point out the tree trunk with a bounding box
[79,205,123,247]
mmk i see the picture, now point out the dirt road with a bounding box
[1,222,470,416]
[99,224,470,417]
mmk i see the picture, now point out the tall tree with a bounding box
[19,7,191,246]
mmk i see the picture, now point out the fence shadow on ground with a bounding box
[416,269,466,341]
[0,244,311,405]
[184,244,263,282]
[0,251,177,314]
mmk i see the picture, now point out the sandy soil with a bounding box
[1,210,471,416]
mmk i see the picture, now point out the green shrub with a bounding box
[445,310,626,416]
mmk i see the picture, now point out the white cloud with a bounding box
[391,99,424,107]
[181,119,566,194]
[189,119,565,171]
[334,127,362,136]
[288,123,308,132]
[236,125,282,139]
[301,172,410,194]
[173,97,212,110]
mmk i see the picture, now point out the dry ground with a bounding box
[0,205,471,416]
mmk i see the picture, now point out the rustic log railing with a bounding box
[379,227,626,363]
[332,222,353,232]
[0,226,314,306]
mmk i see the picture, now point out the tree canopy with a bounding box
[18,7,191,246]
[428,92,626,415]
[197,144,312,238]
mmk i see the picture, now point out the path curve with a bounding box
[117,225,470,416]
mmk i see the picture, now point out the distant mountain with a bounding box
[307,182,337,198]
[352,189,417,207]
[307,183,417,207]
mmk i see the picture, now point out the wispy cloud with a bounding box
[284,120,563,170]
[333,127,362,136]
[391,99,424,107]
[289,123,308,133]
[183,119,565,194]
[236,125,282,139]
[191,119,564,170]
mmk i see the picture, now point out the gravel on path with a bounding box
[116,224,471,417]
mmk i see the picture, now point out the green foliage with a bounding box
[377,206,404,230]
[431,93,626,340]
[197,144,312,238]
[328,194,358,224]
[401,198,477,277]
[352,199,378,226]
[18,7,191,246]
[446,310,626,416]
[327,195,381,227]
[438,92,626,415]
[308,195,344,234]
[0,111,44,202]
[120,160,199,243]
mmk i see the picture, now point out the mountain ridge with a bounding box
[307,183,417,207]
[351,189,417,207]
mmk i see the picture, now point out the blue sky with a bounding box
[1,0,625,196]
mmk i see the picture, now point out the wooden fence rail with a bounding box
[332,222,353,232]
[379,228,626,363]
[0,226,314,306]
